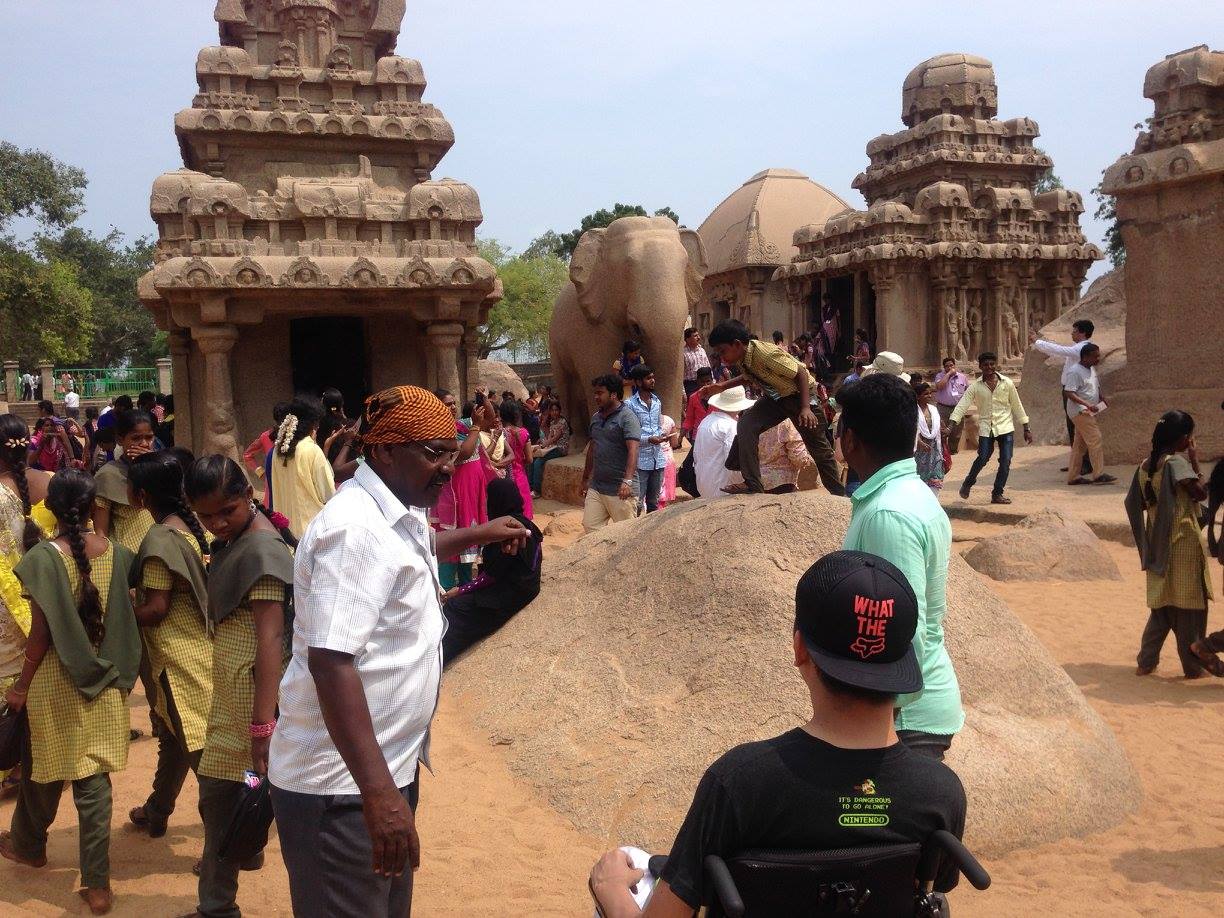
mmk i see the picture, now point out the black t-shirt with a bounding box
[659,728,967,908]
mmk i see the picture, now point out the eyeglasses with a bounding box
[411,442,459,465]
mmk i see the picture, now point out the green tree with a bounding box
[1033,147,1064,195]
[477,238,567,360]
[37,228,163,366]
[0,248,94,366]
[553,203,680,259]
[0,141,87,231]
[1092,180,1126,268]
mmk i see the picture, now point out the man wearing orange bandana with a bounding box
[270,386,527,918]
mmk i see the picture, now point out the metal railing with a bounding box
[51,368,161,399]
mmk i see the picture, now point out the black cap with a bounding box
[794,551,922,694]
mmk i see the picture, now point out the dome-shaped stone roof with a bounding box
[902,52,997,126]
[697,168,849,277]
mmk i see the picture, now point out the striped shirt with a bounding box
[741,339,813,400]
[270,462,444,794]
[683,345,711,382]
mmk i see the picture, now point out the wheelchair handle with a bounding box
[921,829,991,890]
[704,855,745,918]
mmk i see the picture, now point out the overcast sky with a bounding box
[3,1,1220,282]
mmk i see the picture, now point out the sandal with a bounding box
[1092,474,1118,484]
[720,483,754,495]
[1068,477,1092,486]
[1190,641,1224,677]
[990,495,1012,505]
[128,805,167,838]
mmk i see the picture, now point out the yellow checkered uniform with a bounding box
[96,496,154,555]
[140,530,212,753]
[741,339,812,399]
[25,545,130,783]
[198,577,286,783]
[1142,455,1214,610]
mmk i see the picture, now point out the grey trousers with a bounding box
[1137,606,1208,677]
[144,671,202,826]
[271,781,420,918]
[897,730,954,762]
[197,776,245,918]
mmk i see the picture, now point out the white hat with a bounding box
[708,385,756,413]
[860,351,910,384]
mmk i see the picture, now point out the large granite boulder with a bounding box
[478,358,529,400]
[1018,268,1126,446]
[447,492,1141,857]
[963,509,1122,582]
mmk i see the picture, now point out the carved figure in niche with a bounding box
[550,216,706,448]
[1003,287,1024,359]
[327,44,354,73]
[966,290,984,359]
[942,288,968,363]
[274,41,300,70]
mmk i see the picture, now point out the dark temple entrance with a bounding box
[289,316,369,417]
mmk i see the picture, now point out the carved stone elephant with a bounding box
[549,216,706,448]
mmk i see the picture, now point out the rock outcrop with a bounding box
[963,509,1122,582]
[448,492,1141,857]
[1018,267,1126,447]
[477,359,529,400]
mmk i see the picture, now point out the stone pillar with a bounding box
[191,324,240,460]
[426,322,464,397]
[463,331,480,403]
[156,357,173,395]
[3,361,17,403]
[37,362,54,403]
[169,330,194,454]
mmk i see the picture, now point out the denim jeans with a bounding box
[529,447,563,493]
[637,467,665,513]
[963,432,1014,497]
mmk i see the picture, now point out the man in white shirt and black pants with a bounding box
[269,386,527,918]
[1064,344,1116,486]
[1030,319,1094,476]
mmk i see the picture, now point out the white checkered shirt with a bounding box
[269,462,444,794]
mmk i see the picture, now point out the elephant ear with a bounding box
[570,228,608,322]
[679,227,708,306]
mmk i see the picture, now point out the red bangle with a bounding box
[249,721,276,738]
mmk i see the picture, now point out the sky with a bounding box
[2,1,1221,285]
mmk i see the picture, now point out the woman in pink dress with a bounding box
[657,415,680,508]
[498,401,534,519]
[431,391,494,588]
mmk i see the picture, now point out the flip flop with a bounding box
[720,483,753,495]
[1092,474,1118,484]
[1068,477,1092,486]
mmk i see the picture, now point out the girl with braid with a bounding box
[91,409,157,554]
[1,470,142,916]
[269,395,335,539]
[185,455,294,918]
[125,452,213,841]
[0,415,54,797]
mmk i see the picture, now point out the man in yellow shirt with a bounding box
[949,351,1032,505]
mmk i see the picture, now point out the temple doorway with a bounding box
[289,316,369,417]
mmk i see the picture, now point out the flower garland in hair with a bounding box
[274,414,299,457]
[3,437,29,450]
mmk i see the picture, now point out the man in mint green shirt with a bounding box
[836,374,964,758]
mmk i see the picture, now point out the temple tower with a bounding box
[139,0,500,458]
[774,53,1100,372]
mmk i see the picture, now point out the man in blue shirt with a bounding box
[626,365,669,513]
[837,374,964,760]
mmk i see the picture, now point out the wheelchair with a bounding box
[644,829,991,917]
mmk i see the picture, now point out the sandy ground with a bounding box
[3,495,1223,916]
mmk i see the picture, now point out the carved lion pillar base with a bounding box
[192,323,240,461]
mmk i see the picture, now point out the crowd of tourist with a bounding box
[0,316,1220,917]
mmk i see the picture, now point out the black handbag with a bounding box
[0,705,28,771]
[218,775,276,863]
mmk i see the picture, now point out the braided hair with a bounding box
[275,395,323,466]
[1145,410,1195,501]
[185,454,298,548]
[46,470,105,646]
[129,451,209,557]
[0,414,42,551]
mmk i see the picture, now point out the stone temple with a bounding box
[1100,45,1224,461]
[138,0,500,458]
[773,53,1101,373]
